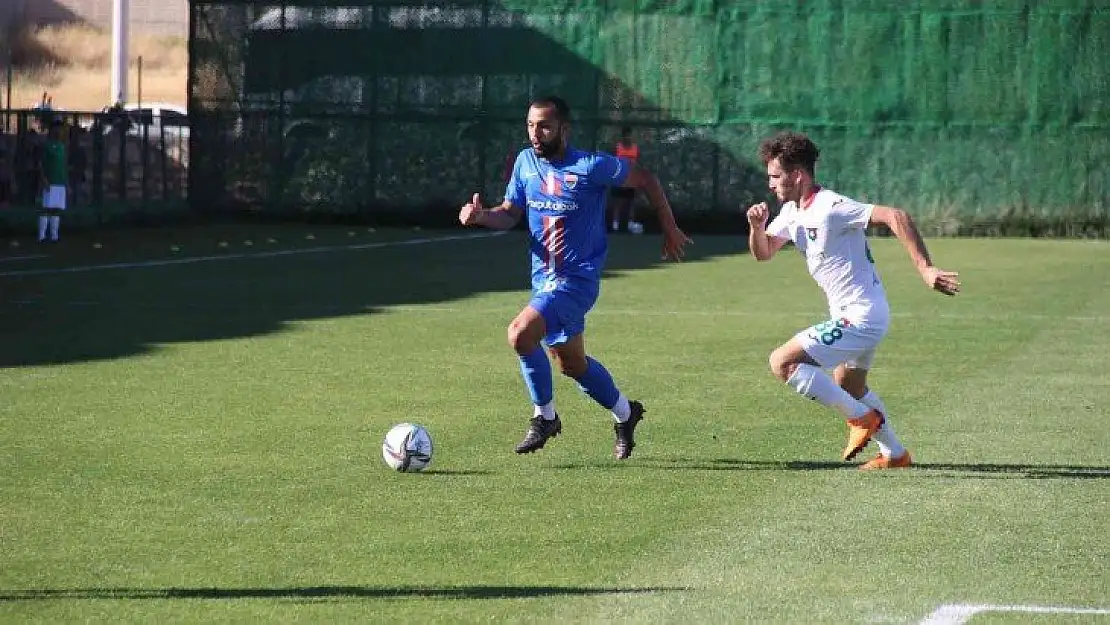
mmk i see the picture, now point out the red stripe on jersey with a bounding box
[541,215,565,272]
[541,215,552,269]
[542,171,562,197]
[549,217,565,270]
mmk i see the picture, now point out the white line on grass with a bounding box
[0,254,48,263]
[380,305,1110,324]
[0,231,506,278]
[6,300,1109,324]
[920,603,1110,625]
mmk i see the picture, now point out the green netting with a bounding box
[188,0,1110,233]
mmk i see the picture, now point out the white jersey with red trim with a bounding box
[765,188,890,326]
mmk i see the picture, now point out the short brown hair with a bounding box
[758,131,820,176]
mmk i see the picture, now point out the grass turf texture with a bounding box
[1,228,1107,624]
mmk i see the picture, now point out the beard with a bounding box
[777,182,802,204]
[531,136,562,158]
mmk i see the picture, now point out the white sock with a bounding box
[533,401,557,421]
[860,390,906,458]
[48,216,60,240]
[611,220,619,230]
[37,215,48,240]
[786,364,871,420]
[611,393,631,423]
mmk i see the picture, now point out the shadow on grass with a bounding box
[911,462,1110,480]
[418,469,495,476]
[552,458,848,472]
[0,584,686,602]
[0,230,744,368]
[552,458,1110,479]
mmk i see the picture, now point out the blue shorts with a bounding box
[529,279,599,347]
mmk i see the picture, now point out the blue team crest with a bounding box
[563,173,578,189]
[806,227,819,241]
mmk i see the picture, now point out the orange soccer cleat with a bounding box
[842,409,884,461]
[859,451,913,471]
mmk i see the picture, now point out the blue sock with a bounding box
[518,347,553,406]
[574,357,620,410]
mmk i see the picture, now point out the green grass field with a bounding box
[1,227,1108,624]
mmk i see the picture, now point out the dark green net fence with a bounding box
[189,0,1110,234]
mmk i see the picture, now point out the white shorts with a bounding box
[794,317,887,370]
[42,185,66,210]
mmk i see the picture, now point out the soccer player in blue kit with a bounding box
[459,96,692,459]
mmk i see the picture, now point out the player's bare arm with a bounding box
[746,202,788,261]
[459,193,523,230]
[623,165,692,260]
[869,204,961,296]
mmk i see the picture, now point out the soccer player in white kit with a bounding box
[747,131,961,470]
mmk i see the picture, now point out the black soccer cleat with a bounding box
[514,415,562,454]
[613,400,645,460]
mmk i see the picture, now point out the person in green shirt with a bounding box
[38,119,68,243]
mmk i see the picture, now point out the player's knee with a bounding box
[839,376,867,399]
[505,325,527,354]
[768,350,797,382]
[506,321,537,355]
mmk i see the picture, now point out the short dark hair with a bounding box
[529,95,571,122]
[758,131,820,175]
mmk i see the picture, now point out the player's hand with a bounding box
[921,266,961,296]
[661,225,692,261]
[459,192,484,227]
[747,202,770,229]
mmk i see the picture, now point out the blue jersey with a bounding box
[505,147,631,292]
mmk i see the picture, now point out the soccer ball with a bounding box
[381,423,434,472]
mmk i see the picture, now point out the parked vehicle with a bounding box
[89,103,190,142]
